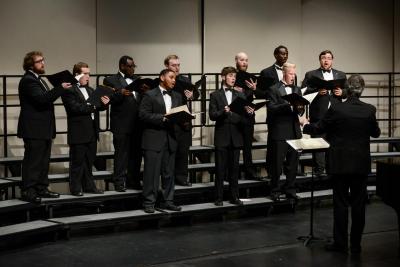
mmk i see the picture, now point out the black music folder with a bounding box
[46,70,78,87]
[87,85,114,107]
[164,105,195,124]
[308,76,346,90]
[235,71,257,89]
[125,78,157,92]
[228,96,248,114]
[174,75,206,93]
[250,101,267,111]
[282,93,310,106]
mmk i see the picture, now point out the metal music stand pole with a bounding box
[297,150,324,246]
[286,138,329,246]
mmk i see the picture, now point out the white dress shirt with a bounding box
[223,87,233,105]
[160,86,172,113]
[275,64,283,81]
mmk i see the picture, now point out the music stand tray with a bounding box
[287,137,330,246]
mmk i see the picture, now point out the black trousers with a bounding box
[22,139,52,194]
[242,123,255,178]
[332,174,368,249]
[266,139,298,195]
[215,145,240,202]
[311,133,326,174]
[175,128,191,184]
[142,143,176,207]
[113,133,142,188]
[69,140,97,193]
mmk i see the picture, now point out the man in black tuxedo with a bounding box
[302,74,380,254]
[266,63,303,201]
[164,55,200,186]
[139,69,182,213]
[256,45,289,99]
[209,66,254,206]
[103,55,142,191]
[17,51,71,203]
[234,52,257,179]
[302,50,347,176]
[62,62,110,196]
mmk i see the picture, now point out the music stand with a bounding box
[286,138,330,246]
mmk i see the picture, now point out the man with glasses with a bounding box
[301,50,347,177]
[18,51,71,203]
[103,55,143,192]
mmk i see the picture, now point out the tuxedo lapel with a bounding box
[272,65,279,81]
[155,87,167,114]
[118,73,128,88]
[231,89,238,103]
[73,85,86,101]
[333,69,341,79]
[219,89,228,106]
[171,92,180,108]
[315,69,324,79]
[278,83,287,96]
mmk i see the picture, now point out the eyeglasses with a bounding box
[125,64,137,68]
[34,58,45,64]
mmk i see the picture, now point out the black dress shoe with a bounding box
[214,200,223,206]
[160,203,182,211]
[126,182,142,190]
[71,192,84,197]
[230,199,244,206]
[22,194,42,203]
[270,192,280,201]
[144,206,155,213]
[39,190,60,198]
[84,188,104,194]
[176,181,192,187]
[325,243,348,253]
[285,193,300,200]
[115,185,126,192]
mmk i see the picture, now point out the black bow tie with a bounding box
[275,65,283,70]
[224,87,233,92]
[322,69,332,73]
[162,90,171,96]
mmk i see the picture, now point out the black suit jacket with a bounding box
[235,70,256,125]
[62,85,105,145]
[17,71,65,140]
[174,75,200,105]
[303,97,381,175]
[256,65,279,99]
[103,73,141,134]
[266,82,302,141]
[139,87,182,152]
[302,68,347,122]
[209,88,247,148]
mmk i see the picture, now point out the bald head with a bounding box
[235,52,249,71]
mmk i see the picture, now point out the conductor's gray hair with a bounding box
[347,74,365,98]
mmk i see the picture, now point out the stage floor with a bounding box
[0,201,398,267]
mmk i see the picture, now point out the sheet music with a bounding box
[286,138,330,151]
[302,91,318,104]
